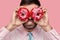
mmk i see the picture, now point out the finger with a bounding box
[42,7,47,13]
[44,10,48,19]
[15,6,21,13]
[12,11,17,23]
[39,7,47,13]
[39,6,43,9]
[43,10,49,23]
[13,7,20,20]
[40,7,48,19]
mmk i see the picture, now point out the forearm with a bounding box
[0,27,10,40]
[41,24,60,40]
[45,29,60,40]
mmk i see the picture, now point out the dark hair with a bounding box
[20,0,41,6]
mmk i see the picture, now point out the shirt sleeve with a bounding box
[0,27,10,40]
[45,28,60,40]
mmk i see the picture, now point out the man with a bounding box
[0,0,60,40]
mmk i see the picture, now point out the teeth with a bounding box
[27,25,33,26]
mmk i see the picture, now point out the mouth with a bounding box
[25,25,34,28]
[23,20,37,30]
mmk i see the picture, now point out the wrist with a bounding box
[5,23,16,31]
[41,24,53,32]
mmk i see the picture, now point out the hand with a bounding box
[34,7,52,32]
[5,8,27,31]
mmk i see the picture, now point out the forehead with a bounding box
[20,4,39,11]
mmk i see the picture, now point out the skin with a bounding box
[5,4,52,32]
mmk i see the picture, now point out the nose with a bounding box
[28,17,33,20]
[27,17,34,25]
[27,20,33,25]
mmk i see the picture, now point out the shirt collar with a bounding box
[16,25,28,36]
[31,25,41,37]
[16,25,41,37]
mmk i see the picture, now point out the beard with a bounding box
[23,20,37,30]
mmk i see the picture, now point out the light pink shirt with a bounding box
[0,25,60,40]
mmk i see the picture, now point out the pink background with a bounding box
[0,0,60,33]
